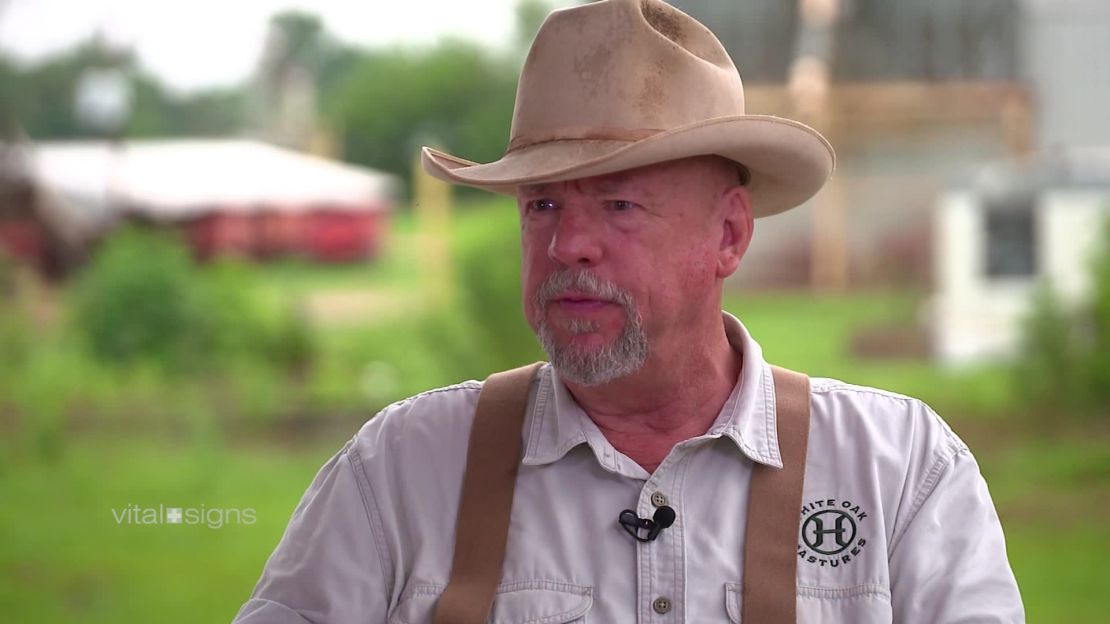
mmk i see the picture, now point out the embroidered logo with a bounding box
[797,498,869,568]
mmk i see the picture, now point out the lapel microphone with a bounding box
[619,506,676,543]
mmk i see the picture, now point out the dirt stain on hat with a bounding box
[641,1,684,45]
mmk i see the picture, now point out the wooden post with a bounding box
[790,0,849,293]
[412,148,454,307]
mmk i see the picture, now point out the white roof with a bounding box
[958,146,1110,196]
[28,139,398,220]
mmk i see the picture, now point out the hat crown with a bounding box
[509,0,747,151]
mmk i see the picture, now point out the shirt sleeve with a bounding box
[888,444,1025,623]
[232,440,389,623]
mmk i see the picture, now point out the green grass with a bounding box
[1008,527,1109,623]
[972,430,1110,622]
[724,291,1014,417]
[0,427,1104,622]
[0,435,346,623]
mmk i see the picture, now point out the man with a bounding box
[234,1,1023,622]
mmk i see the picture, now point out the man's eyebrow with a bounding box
[518,177,652,197]
[593,179,626,194]
[518,183,552,196]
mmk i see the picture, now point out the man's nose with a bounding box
[547,205,604,267]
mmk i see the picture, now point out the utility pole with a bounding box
[790,0,847,292]
[412,147,454,308]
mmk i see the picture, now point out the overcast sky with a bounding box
[0,0,577,93]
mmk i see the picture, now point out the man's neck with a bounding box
[562,315,743,473]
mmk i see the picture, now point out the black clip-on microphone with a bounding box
[619,506,676,543]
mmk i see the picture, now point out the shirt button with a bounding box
[652,596,672,614]
[650,491,668,507]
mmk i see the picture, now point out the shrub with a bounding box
[71,226,314,375]
[1016,217,1110,418]
[71,226,210,372]
[1015,283,1088,412]
[423,203,544,381]
[1085,218,1110,406]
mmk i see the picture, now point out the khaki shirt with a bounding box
[234,314,1024,623]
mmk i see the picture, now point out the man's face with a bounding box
[517,157,751,386]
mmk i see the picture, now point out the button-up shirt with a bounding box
[234,313,1024,623]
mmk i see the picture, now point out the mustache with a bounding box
[534,270,635,311]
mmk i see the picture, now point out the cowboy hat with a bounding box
[421,0,835,218]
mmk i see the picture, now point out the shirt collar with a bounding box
[520,311,783,470]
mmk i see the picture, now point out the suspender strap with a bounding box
[433,362,544,624]
[742,365,812,624]
[434,362,810,624]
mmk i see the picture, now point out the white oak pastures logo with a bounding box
[112,504,257,528]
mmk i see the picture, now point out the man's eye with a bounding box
[609,200,636,212]
[529,199,558,212]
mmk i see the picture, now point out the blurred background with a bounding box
[1,0,1107,621]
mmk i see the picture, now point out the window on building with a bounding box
[984,195,1036,278]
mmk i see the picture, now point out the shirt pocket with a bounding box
[391,579,593,624]
[724,582,892,623]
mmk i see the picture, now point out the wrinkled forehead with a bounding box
[516,160,698,198]
[516,156,742,200]
[518,172,643,198]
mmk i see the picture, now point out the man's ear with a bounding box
[716,185,754,279]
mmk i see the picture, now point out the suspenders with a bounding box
[433,363,544,624]
[434,363,811,624]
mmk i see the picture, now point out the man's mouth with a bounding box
[553,293,614,311]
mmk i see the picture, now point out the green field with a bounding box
[1,201,1107,622]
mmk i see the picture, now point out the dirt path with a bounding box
[303,288,422,326]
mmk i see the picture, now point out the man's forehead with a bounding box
[516,157,740,198]
[518,163,679,197]
[520,174,634,196]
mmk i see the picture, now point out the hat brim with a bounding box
[421,115,834,218]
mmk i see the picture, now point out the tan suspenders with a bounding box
[434,363,811,624]
[743,365,811,623]
[433,362,544,624]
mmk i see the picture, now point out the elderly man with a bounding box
[234,1,1023,622]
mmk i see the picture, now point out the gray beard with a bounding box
[533,271,649,386]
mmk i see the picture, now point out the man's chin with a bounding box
[549,329,616,351]
[535,314,649,386]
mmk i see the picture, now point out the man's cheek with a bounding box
[522,285,546,329]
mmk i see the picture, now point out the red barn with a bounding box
[1,139,397,272]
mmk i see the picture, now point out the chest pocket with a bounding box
[724,582,892,623]
[391,580,593,624]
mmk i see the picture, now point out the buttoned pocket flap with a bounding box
[392,580,593,624]
[796,585,892,623]
[724,582,743,623]
[725,582,893,623]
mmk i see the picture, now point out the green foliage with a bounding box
[452,203,542,369]
[414,201,544,382]
[0,251,30,374]
[328,41,518,195]
[194,260,314,373]
[268,12,327,68]
[70,226,313,375]
[72,227,209,370]
[260,11,362,109]
[1015,217,1110,417]
[1088,219,1110,400]
[515,0,555,50]
[0,41,244,140]
[1015,284,1087,410]
[125,79,245,138]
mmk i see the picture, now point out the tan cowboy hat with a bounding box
[421,0,835,218]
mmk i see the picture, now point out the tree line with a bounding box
[0,1,555,196]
